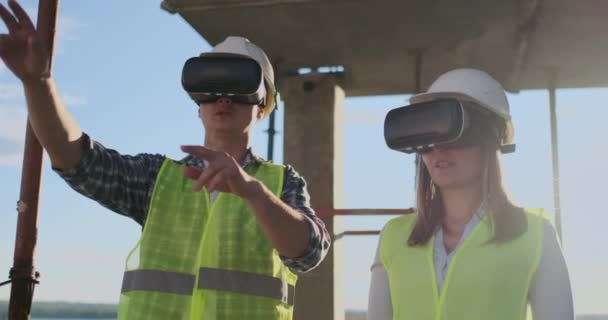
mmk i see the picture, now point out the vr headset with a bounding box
[182,55,266,105]
[384,98,515,154]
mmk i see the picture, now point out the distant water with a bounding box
[26,315,608,320]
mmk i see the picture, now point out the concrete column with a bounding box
[282,74,345,320]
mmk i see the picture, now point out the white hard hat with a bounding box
[205,36,277,118]
[410,68,514,145]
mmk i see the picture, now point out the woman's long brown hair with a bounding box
[407,139,527,246]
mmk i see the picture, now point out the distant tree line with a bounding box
[0,300,117,318]
[1,301,606,320]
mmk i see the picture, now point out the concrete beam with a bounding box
[507,0,541,90]
[160,0,324,14]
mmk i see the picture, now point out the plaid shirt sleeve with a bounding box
[54,134,165,226]
[55,134,330,273]
[278,165,332,273]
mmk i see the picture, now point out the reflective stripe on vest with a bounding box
[121,270,195,295]
[198,267,295,305]
[121,267,295,305]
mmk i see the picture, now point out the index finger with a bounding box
[180,145,216,160]
[0,3,19,33]
[8,0,35,31]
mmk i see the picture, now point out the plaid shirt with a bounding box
[55,133,330,273]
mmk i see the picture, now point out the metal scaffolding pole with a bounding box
[266,109,277,161]
[8,1,59,319]
[549,84,563,242]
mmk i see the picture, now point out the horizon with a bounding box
[1,300,607,318]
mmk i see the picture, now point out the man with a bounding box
[0,1,330,319]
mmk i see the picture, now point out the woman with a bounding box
[368,68,574,320]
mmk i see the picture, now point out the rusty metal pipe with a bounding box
[8,0,59,319]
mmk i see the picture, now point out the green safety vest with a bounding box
[118,159,298,320]
[380,208,550,320]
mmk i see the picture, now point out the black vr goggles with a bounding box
[384,98,515,154]
[182,55,267,105]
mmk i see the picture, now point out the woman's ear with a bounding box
[256,105,265,120]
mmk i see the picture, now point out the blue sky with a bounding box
[0,1,606,315]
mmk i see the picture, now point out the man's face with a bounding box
[198,97,264,134]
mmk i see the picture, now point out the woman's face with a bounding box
[421,145,484,191]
